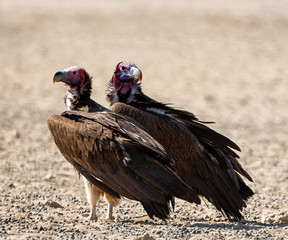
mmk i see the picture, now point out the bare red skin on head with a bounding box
[64,66,85,90]
[113,61,136,94]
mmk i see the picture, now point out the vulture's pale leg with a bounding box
[106,202,113,220]
[104,193,120,220]
[83,177,102,220]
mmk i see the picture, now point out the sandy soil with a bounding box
[1,0,288,239]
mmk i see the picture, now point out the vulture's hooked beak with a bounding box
[118,67,142,82]
[53,71,64,84]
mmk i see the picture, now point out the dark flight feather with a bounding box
[48,110,200,220]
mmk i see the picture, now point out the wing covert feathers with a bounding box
[110,101,253,220]
[47,111,200,220]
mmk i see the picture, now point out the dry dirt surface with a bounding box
[1,0,288,239]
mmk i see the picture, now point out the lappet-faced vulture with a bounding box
[106,61,254,220]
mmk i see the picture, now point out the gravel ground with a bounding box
[1,0,288,239]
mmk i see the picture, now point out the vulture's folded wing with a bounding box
[47,111,200,220]
[126,99,252,181]
[110,102,253,220]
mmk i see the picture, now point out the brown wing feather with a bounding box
[47,111,200,220]
[110,102,253,220]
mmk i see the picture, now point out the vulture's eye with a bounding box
[72,71,77,75]
[121,66,126,71]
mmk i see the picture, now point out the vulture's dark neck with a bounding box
[65,75,105,112]
[106,79,143,106]
[65,84,90,110]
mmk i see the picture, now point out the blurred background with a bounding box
[1,0,287,238]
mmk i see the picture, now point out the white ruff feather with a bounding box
[65,88,79,110]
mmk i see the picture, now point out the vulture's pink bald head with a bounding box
[53,66,86,90]
[113,61,142,95]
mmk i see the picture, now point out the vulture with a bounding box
[106,61,254,220]
[47,66,200,221]
[51,66,118,220]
